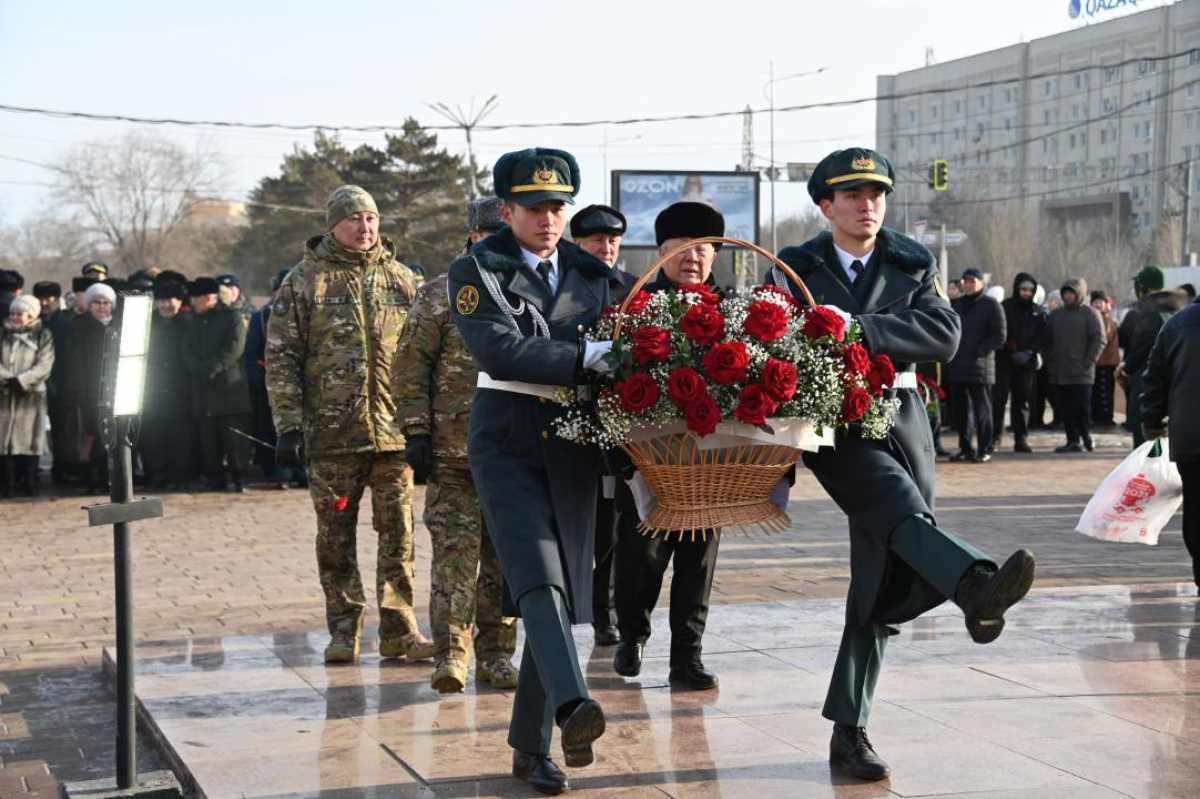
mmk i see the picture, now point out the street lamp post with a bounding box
[427,96,499,200]
[763,63,829,253]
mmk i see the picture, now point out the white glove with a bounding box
[822,304,854,328]
[583,341,615,375]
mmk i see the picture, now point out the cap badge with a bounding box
[533,166,558,185]
[851,157,876,171]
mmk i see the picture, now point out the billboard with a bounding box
[611,170,760,248]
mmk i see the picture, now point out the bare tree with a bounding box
[0,215,97,286]
[55,131,226,272]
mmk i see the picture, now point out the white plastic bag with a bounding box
[1075,438,1183,545]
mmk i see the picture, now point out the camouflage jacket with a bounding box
[265,234,419,457]
[392,273,475,467]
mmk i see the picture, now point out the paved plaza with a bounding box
[2,428,1199,797]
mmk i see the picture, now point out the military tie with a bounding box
[850,259,865,287]
[536,260,553,292]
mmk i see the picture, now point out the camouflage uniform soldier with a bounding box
[266,185,436,664]
[393,199,518,693]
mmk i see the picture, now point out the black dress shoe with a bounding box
[1083,437,1095,452]
[512,751,568,795]
[829,724,890,781]
[1055,442,1083,453]
[973,453,992,463]
[1013,440,1033,453]
[949,451,974,462]
[556,698,605,767]
[668,662,719,690]
[956,549,1036,644]
[593,624,620,646]
[613,641,642,676]
[934,447,952,457]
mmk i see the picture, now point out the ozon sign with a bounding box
[1068,0,1139,20]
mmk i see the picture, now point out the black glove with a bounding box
[404,434,433,474]
[276,430,304,468]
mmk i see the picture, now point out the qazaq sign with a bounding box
[1068,0,1139,20]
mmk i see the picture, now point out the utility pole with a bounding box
[427,95,499,200]
[762,63,829,254]
[1183,160,1193,265]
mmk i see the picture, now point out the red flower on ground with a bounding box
[842,342,871,376]
[330,495,350,512]
[734,384,779,426]
[632,325,671,365]
[667,367,707,408]
[624,291,653,315]
[743,300,790,343]
[702,341,750,385]
[617,373,660,414]
[684,394,722,437]
[842,386,872,422]
[761,358,798,402]
[802,306,846,342]
[866,354,897,396]
[679,302,725,346]
[687,283,722,305]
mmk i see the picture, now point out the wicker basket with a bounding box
[613,236,818,538]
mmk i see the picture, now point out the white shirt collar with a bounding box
[832,242,874,283]
[519,246,558,273]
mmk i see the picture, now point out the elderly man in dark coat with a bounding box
[449,148,618,795]
[1045,277,1105,453]
[946,267,1006,462]
[768,148,1036,782]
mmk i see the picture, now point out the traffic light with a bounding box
[929,159,949,192]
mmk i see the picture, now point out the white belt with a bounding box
[891,372,918,390]
[477,372,559,401]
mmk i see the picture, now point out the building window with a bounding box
[953,99,961,114]
[1190,84,1198,99]
[931,104,939,119]
[1073,104,1081,120]
[908,109,917,125]
[1044,109,1052,125]
[1073,72,1087,90]
[1044,79,1053,96]
[1187,112,1195,130]
[1100,128,1108,145]
[1069,133,1076,149]
[1138,59,1157,75]
[978,95,987,110]
[1191,49,1200,66]
[1105,66,1120,83]
[929,132,937,144]
[1102,96,1117,114]
[1005,117,1012,131]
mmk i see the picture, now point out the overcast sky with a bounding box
[0,0,1168,227]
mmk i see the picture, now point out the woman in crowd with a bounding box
[0,295,55,497]
[62,282,116,494]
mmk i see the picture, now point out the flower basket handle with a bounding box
[612,236,817,340]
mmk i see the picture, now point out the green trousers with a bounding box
[822,515,993,727]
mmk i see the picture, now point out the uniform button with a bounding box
[541,431,549,440]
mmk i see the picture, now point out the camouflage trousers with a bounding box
[426,466,516,663]
[308,452,423,640]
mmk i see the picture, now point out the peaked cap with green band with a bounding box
[493,147,580,206]
[808,147,895,203]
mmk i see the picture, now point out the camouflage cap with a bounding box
[467,196,504,233]
[326,185,379,229]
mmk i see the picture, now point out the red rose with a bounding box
[803,306,846,342]
[330,495,350,512]
[679,302,725,346]
[632,325,670,365]
[684,394,722,437]
[617,373,660,414]
[734,384,779,426]
[599,304,618,319]
[256,357,267,370]
[842,386,872,423]
[667,367,707,408]
[866,354,897,396]
[702,341,749,385]
[624,291,653,316]
[754,284,798,307]
[687,284,722,305]
[743,300,790,343]
[842,342,870,376]
[761,358,798,402]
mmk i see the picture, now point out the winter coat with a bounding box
[947,290,1006,384]
[1141,300,1200,463]
[61,313,109,440]
[0,321,54,455]
[266,234,420,457]
[998,272,1046,372]
[1095,311,1120,368]
[183,305,251,418]
[42,309,73,403]
[448,226,615,624]
[1123,290,1186,378]
[1045,278,1106,385]
[142,312,190,419]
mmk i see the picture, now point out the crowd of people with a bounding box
[935,263,1195,463]
[0,261,304,497]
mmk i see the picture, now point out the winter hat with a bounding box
[82,282,117,309]
[1133,265,1165,292]
[326,185,378,229]
[153,280,187,301]
[33,281,62,299]
[8,294,40,317]
[189,276,219,296]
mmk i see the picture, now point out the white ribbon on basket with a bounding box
[623,417,833,522]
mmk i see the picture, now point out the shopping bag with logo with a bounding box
[1075,438,1183,545]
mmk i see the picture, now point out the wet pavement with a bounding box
[119,583,1200,798]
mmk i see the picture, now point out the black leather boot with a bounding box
[593,623,620,646]
[512,751,568,795]
[830,723,890,781]
[956,550,1036,644]
[612,641,642,677]
[668,660,719,690]
[555,698,605,768]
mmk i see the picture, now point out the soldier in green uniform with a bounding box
[266,185,435,665]
[449,149,617,795]
[769,148,1037,782]
[393,196,518,695]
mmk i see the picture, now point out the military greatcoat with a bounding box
[448,226,614,625]
[769,227,961,626]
